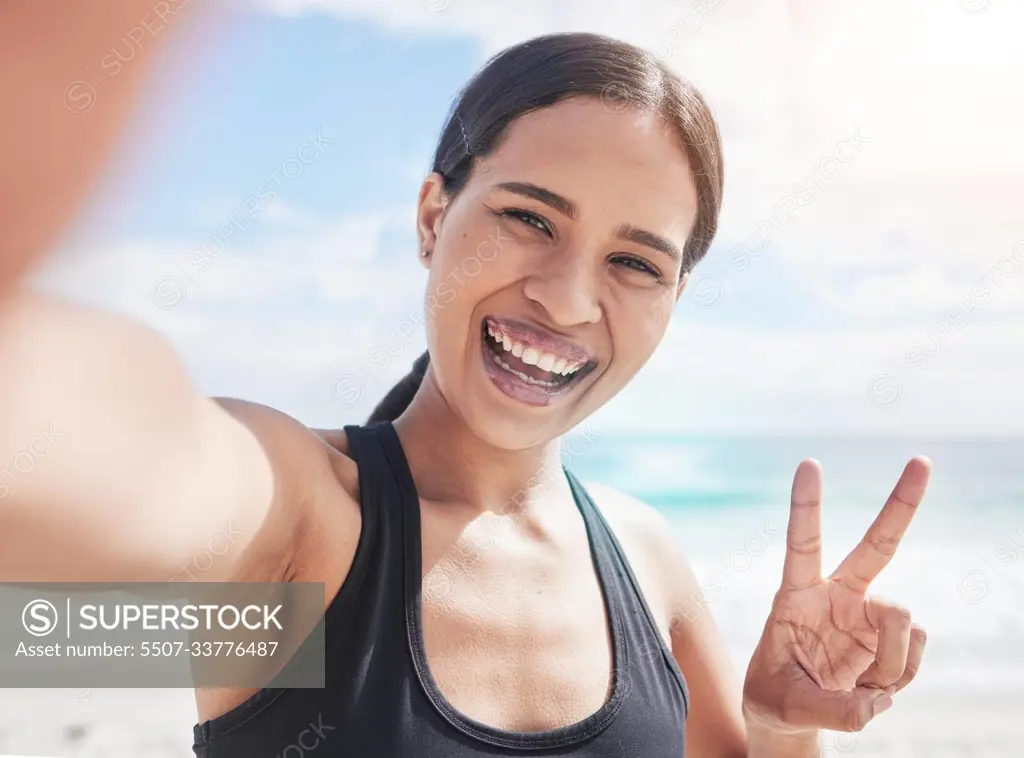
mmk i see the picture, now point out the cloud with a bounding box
[33,195,1022,435]
[35,206,417,309]
[259,0,1024,275]
[31,202,433,426]
[31,1,1021,435]
[597,317,1024,435]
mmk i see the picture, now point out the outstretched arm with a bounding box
[0,1,349,586]
[0,292,348,585]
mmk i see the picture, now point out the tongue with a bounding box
[490,341,559,382]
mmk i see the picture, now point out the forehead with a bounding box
[473,97,699,238]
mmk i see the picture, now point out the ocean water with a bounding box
[0,436,1020,756]
[565,435,1024,698]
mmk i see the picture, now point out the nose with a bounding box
[521,248,602,327]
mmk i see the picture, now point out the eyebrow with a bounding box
[494,181,684,265]
[496,181,578,220]
[613,224,683,265]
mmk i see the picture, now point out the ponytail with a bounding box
[366,351,429,423]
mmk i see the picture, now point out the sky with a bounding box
[33,0,1024,437]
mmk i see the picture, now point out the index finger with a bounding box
[781,458,824,590]
[831,456,931,592]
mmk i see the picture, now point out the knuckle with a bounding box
[867,533,900,556]
[846,706,870,732]
[839,573,870,593]
[892,493,919,511]
[889,604,913,626]
[791,497,821,511]
[787,536,821,555]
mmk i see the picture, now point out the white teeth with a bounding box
[486,322,588,377]
[521,348,540,366]
[491,353,560,387]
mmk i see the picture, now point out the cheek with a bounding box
[423,234,518,368]
[612,295,673,370]
[640,287,676,339]
[430,229,522,311]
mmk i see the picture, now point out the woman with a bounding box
[0,29,930,758]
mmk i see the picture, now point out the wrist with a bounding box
[745,718,819,758]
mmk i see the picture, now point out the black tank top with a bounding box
[192,421,689,756]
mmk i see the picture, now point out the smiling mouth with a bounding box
[480,317,596,404]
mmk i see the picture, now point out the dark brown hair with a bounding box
[368,31,724,424]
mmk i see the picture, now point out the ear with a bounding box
[674,271,689,303]
[416,172,447,268]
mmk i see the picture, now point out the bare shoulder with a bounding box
[211,399,361,581]
[582,481,684,565]
[581,481,693,641]
[215,399,360,501]
[311,427,351,454]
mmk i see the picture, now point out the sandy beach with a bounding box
[6,439,1022,757]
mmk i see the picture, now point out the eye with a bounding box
[500,208,552,236]
[611,254,661,280]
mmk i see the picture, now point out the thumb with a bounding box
[781,678,893,733]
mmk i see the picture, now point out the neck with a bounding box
[391,367,573,519]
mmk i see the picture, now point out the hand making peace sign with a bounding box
[742,456,931,734]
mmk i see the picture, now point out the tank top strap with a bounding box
[192,424,689,756]
[564,468,691,718]
[340,420,417,546]
[342,421,401,512]
[333,422,407,622]
[372,422,636,749]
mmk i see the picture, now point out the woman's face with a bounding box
[416,96,699,449]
